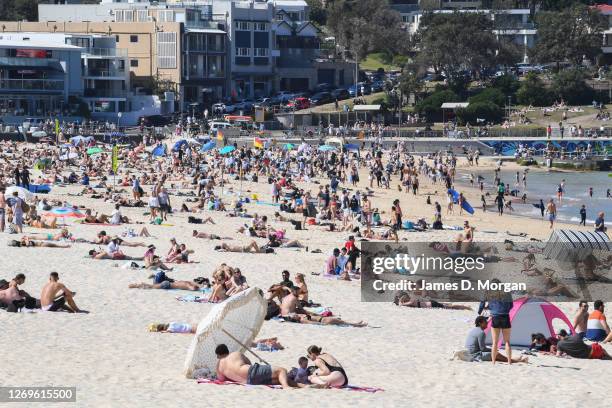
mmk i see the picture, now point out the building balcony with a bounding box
[0,78,64,92]
[84,48,128,58]
[84,88,128,98]
[83,68,127,78]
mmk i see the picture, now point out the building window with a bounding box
[158,10,174,22]
[130,59,139,67]
[115,35,120,42]
[254,22,268,31]
[236,21,250,30]
[157,32,177,69]
[254,48,268,57]
[236,47,250,56]
[130,35,138,43]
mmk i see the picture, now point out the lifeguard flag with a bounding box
[358,130,365,140]
[112,145,119,173]
[217,129,224,141]
[253,137,264,149]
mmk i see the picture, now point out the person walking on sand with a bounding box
[579,205,587,226]
[0,186,6,232]
[546,199,556,229]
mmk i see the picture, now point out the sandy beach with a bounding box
[0,147,610,407]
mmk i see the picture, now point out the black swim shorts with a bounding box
[491,315,511,329]
[247,363,273,385]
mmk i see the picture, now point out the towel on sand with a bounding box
[196,378,384,393]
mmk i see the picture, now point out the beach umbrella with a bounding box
[184,288,267,378]
[5,186,35,202]
[87,147,104,156]
[219,145,236,155]
[318,144,336,152]
[200,141,216,152]
[44,207,85,219]
[173,139,188,152]
[283,143,295,150]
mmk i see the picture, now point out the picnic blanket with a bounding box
[196,378,384,393]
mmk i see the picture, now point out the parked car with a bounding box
[274,91,294,103]
[309,92,333,106]
[138,115,171,127]
[331,88,350,101]
[314,83,335,93]
[348,82,370,97]
[515,63,543,76]
[370,81,384,92]
[287,97,311,110]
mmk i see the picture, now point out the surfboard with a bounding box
[448,188,474,214]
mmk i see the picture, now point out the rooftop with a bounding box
[0,38,82,51]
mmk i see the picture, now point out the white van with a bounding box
[208,121,233,133]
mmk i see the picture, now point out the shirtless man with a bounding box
[88,249,144,261]
[40,272,86,313]
[573,301,589,337]
[128,280,201,291]
[214,241,265,253]
[215,344,295,388]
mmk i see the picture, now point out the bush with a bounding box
[516,73,553,106]
[492,74,520,96]
[455,102,503,125]
[416,89,460,120]
[392,55,409,67]
[551,68,594,105]
[469,88,506,107]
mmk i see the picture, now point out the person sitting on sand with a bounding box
[465,316,528,363]
[143,245,172,270]
[8,237,71,248]
[215,344,297,389]
[40,272,87,313]
[226,268,249,296]
[93,231,146,247]
[306,345,349,387]
[84,209,110,224]
[27,215,58,229]
[527,268,577,299]
[209,273,228,302]
[394,293,472,310]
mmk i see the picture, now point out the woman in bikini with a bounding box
[306,345,349,387]
[295,273,309,303]
[209,274,228,302]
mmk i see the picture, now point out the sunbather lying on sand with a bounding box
[8,238,70,248]
[24,228,71,241]
[214,241,272,253]
[282,313,367,327]
[192,230,231,240]
[88,249,144,260]
[394,293,472,310]
[129,280,202,290]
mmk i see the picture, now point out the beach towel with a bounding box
[176,295,211,303]
[196,378,384,393]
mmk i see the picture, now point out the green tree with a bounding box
[531,4,607,68]
[415,12,510,89]
[469,88,506,107]
[550,68,594,105]
[492,74,520,96]
[305,0,327,26]
[416,89,459,120]
[516,72,552,106]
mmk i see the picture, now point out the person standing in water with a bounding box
[579,205,587,226]
[539,199,545,218]
[546,199,557,229]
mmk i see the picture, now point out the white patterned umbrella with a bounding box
[183,287,267,378]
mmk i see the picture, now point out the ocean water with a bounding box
[456,169,611,226]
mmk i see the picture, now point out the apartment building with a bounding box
[391,3,536,62]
